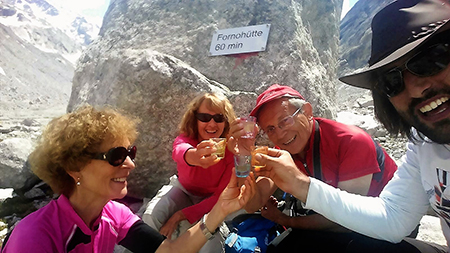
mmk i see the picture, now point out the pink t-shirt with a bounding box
[172,134,233,223]
[2,195,141,253]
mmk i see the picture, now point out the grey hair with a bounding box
[287,97,307,112]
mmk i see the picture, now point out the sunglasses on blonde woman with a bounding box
[93,146,137,166]
[196,113,226,123]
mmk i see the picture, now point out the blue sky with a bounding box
[70,0,109,26]
[342,0,359,19]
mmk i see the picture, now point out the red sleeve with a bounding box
[180,151,233,223]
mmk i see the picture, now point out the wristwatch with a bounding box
[199,214,217,240]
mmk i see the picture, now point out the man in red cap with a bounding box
[229,83,398,251]
[254,0,450,252]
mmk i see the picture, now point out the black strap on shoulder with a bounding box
[372,138,385,182]
[312,120,322,181]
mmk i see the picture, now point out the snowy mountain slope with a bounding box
[0,0,99,112]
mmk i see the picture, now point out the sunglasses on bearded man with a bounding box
[376,43,450,98]
[93,146,137,166]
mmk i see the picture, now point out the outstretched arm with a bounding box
[255,146,430,242]
[155,171,256,253]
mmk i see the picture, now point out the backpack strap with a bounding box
[312,119,322,180]
[371,138,385,182]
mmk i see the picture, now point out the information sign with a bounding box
[209,24,271,56]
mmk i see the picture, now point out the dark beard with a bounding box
[404,89,450,144]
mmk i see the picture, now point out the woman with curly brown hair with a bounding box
[143,93,238,252]
[1,104,254,253]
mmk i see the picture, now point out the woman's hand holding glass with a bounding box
[185,140,221,168]
[215,169,257,217]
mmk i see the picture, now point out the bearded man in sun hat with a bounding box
[247,0,450,252]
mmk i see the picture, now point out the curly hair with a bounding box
[179,93,236,139]
[29,105,139,197]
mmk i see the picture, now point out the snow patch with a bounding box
[0,188,13,201]
[0,67,6,76]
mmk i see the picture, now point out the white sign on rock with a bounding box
[209,24,271,56]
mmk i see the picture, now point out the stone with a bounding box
[68,0,343,198]
[0,138,34,189]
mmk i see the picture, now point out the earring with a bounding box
[77,178,81,186]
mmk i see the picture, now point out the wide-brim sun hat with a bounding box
[339,0,450,89]
[250,84,304,117]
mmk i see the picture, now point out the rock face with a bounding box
[339,0,394,74]
[68,0,343,198]
[97,0,341,115]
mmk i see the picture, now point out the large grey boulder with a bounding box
[69,48,255,198]
[89,0,341,117]
[68,0,343,198]
[0,138,34,189]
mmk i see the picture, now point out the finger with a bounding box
[198,146,215,157]
[253,168,270,178]
[160,227,170,237]
[197,140,214,149]
[227,136,239,155]
[267,147,283,157]
[228,168,239,188]
[200,155,218,168]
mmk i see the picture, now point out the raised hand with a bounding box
[261,196,287,224]
[227,118,257,156]
[216,169,256,216]
[254,148,310,202]
[185,140,220,168]
[159,210,186,238]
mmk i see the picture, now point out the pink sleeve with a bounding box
[172,135,195,165]
[181,151,233,223]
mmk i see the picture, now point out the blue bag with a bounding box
[225,214,280,253]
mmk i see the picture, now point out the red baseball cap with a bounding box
[249,84,304,117]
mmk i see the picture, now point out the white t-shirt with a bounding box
[305,131,450,247]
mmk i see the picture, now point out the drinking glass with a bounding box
[251,145,268,169]
[240,116,257,139]
[210,137,227,159]
[234,154,252,177]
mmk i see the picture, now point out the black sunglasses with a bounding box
[376,43,450,98]
[195,113,226,123]
[93,146,137,166]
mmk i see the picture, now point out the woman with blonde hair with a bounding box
[1,104,254,253]
[143,93,238,251]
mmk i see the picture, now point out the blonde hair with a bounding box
[179,93,236,139]
[29,105,139,196]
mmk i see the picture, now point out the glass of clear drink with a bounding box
[240,116,257,139]
[234,154,252,177]
[210,137,227,159]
